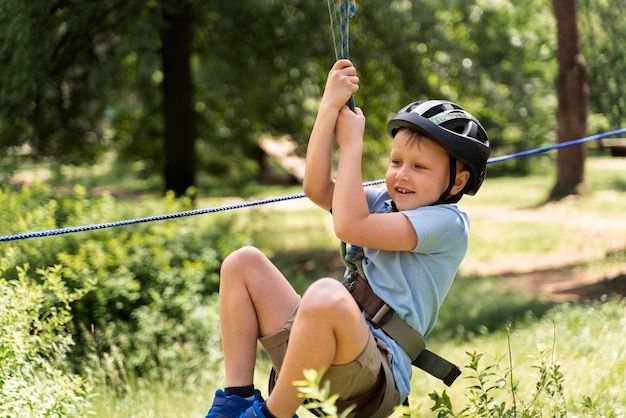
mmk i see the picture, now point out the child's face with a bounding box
[385,130,451,210]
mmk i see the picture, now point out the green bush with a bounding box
[0,257,89,416]
[0,184,250,387]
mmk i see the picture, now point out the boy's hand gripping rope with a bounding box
[1,128,625,243]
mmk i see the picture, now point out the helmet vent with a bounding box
[461,121,477,137]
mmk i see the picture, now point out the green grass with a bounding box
[10,153,162,196]
[409,298,626,417]
[467,218,578,261]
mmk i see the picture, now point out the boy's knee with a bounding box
[220,246,265,276]
[300,278,355,316]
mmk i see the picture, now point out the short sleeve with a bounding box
[402,205,469,254]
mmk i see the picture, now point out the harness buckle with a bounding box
[369,304,393,327]
[343,271,358,292]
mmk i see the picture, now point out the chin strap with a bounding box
[436,157,463,205]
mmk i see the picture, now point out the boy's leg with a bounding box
[265,278,372,417]
[219,246,300,388]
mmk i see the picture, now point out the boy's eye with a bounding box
[413,164,425,170]
[390,159,400,165]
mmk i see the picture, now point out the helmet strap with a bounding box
[436,157,463,204]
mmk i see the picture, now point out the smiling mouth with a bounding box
[395,187,414,195]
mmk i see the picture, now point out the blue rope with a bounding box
[1,128,624,243]
[338,0,356,111]
[487,128,626,163]
[339,0,356,60]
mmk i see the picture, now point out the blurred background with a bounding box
[1,1,625,417]
[1,0,624,196]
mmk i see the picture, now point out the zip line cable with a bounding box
[1,127,625,243]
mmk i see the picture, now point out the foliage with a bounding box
[0,0,330,189]
[354,0,558,177]
[0,257,90,417]
[0,1,146,165]
[580,0,626,132]
[295,341,601,418]
[294,369,355,418]
[6,0,615,189]
[1,0,625,189]
[0,184,250,386]
[429,346,568,418]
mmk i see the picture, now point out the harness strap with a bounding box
[342,262,461,387]
[413,350,461,387]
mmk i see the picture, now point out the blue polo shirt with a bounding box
[361,188,469,401]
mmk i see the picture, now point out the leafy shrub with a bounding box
[294,369,355,418]
[0,184,251,387]
[0,256,90,416]
[428,348,568,418]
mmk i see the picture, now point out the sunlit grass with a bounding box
[409,298,626,417]
[251,206,335,253]
[92,384,210,418]
[467,218,579,262]
[460,174,553,209]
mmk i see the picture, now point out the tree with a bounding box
[0,0,330,194]
[161,2,195,196]
[550,0,589,200]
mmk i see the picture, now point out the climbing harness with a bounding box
[341,242,461,387]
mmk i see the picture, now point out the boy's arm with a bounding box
[303,60,359,211]
[332,107,418,251]
[303,104,338,210]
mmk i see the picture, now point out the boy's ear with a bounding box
[450,170,470,196]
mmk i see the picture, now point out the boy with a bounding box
[205,59,490,418]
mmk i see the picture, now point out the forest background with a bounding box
[0,1,625,417]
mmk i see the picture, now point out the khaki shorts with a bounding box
[259,305,400,416]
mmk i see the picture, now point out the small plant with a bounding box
[294,369,355,418]
[429,325,569,417]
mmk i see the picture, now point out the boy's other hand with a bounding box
[336,106,365,151]
[320,59,359,111]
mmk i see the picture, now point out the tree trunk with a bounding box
[161,2,195,197]
[550,0,589,200]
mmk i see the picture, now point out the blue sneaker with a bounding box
[238,400,298,418]
[205,388,264,418]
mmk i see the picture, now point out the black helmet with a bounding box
[387,100,490,200]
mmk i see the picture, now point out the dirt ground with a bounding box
[462,197,626,302]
